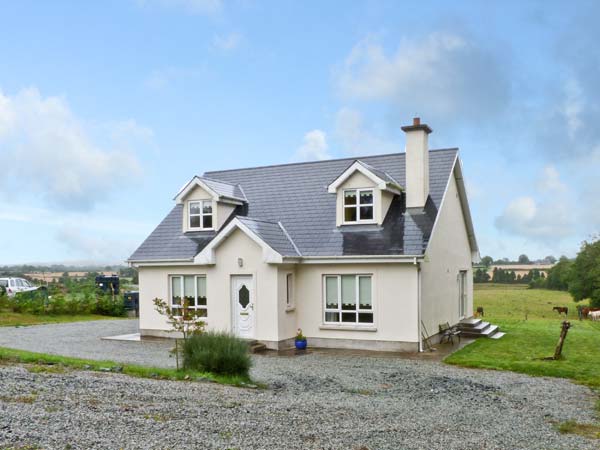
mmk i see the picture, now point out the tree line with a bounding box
[476,238,600,307]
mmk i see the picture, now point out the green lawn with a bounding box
[445,284,600,388]
[0,310,120,327]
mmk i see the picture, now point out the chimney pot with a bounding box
[413,117,420,126]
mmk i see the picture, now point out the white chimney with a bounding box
[402,117,432,209]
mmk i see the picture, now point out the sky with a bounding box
[1,0,599,265]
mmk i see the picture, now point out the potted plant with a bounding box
[294,328,307,350]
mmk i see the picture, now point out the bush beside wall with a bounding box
[182,332,251,377]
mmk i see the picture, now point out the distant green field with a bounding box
[446,284,600,388]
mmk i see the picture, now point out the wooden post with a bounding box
[553,320,571,360]
[175,339,179,371]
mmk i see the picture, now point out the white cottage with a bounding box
[128,118,479,351]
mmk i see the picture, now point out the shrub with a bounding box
[94,294,126,317]
[182,331,251,377]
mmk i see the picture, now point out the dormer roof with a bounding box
[327,160,402,195]
[174,176,247,204]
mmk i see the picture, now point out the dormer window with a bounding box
[189,200,213,230]
[343,189,374,223]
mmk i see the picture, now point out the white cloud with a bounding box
[293,130,330,161]
[136,0,222,15]
[212,32,242,51]
[334,108,400,155]
[336,33,509,121]
[494,196,573,240]
[537,165,567,192]
[0,88,146,210]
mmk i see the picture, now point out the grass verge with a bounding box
[0,346,256,388]
[0,311,122,327]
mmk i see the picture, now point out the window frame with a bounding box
[169,275,208,319]
[188,200,214,230]
[342,188,375,224]
[323,274,374,325]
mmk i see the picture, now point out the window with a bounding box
[286,273,294,308]
[343,189,373,223]
[189,200,213,229]
[170,275,208,318]
[324,275,373,324]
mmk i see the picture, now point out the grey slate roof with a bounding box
[237,217,300,257]
[355,160,401,188]
[129,149,458,261]
[199,177,246,201]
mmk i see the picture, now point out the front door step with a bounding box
[458,318,504,339]
[248,340,267,353]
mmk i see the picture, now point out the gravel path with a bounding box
[0,319,175,368]
[0,320,598,449]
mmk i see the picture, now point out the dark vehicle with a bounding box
[95,275,120,294]
[124,291,139,316]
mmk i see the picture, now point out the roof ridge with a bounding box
[204,148,459,175]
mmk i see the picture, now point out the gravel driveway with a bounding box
[0,320,598,449]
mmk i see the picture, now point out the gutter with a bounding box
[298,254,425,263]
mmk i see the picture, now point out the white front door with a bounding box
[458,270,467,319]
[231,275,254,339]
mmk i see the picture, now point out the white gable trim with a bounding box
[174,176,219,204]
[194,218,283,265]
[327,161,388,193]
[425,154,480,263]
[174,177,244,206]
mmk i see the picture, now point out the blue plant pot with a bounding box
[295,339,307,350]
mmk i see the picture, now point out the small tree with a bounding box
[153,297,205,340]
[568,238,600,307]
[480,256,493,267]
[518,254,530,264]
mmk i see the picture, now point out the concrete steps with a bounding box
[248,340,267,353]
[458,318,504,339]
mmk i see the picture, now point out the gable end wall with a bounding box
[420,170,473,339]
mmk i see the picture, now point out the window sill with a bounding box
[319,324,377,332]
[285,306,296,313]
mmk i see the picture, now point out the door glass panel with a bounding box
[238,285,250,308]
[325,277,338,308]
[359,276,371,309]
[341,275,356,310]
